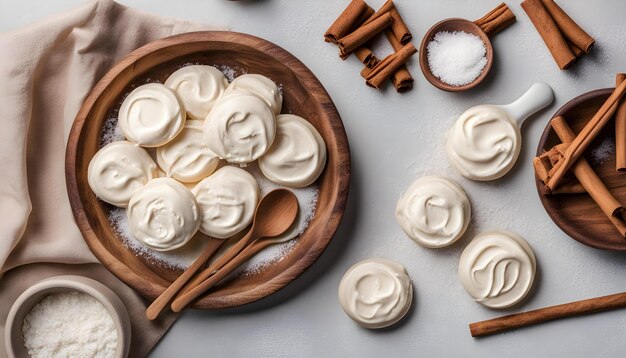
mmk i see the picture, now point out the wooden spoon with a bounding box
[469,291,626,337]
[419,3,516,92]
[146,236,224,320]
[171,189,299,312]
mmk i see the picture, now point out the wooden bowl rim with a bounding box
[418,18,494,92]
[65,31,351,308]
[535,87,626,251]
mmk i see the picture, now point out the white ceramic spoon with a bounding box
[446,82,554,181]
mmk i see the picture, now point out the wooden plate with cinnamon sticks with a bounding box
[536,88,626,251]
[65,31,351,309]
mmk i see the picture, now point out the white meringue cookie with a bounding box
[223,74,282,115]
[338,258,413,329]
[156,120,220,183]
[191,166,260,239]
[88,141,157,207]
[118,83,186,147]
[259,114,327,188]
[164,65,228,119]
[446,105,519,181]
[127,178,200,251]
[204,94,276,164]
[459,230,537,309]
[396,176,471,248]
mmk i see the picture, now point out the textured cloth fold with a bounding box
[0,0,220,355]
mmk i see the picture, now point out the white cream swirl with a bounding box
[446,105,520,181]
[127,178,200,251]
[259,114,327,188]
[118,83,186,147]
[223,74,283,115]
[87,141,157,207]
[458,230,537,309]
[191,166,259,238]
[396,176,470,248]
[204,94,276,164]
[338,258,413,329]
[164,65,228,119]
[156,120,220,183]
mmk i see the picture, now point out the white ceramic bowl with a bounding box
[4,275,131,358]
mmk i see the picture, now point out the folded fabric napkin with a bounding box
[0,0,220,355]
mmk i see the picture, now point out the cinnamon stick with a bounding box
[550,116,626,236]
[470,291,626,337]
[354,46,377,68]
[362,0,411,44]
[338,12,393,58]
[540,0,595,53]
[552,181,585,194]
[546,80,626,191]
[385,30,413,92]
[359,55,379,79]
[616,73,626,171]
[474,3,517,37]
[567,41,584,58]
[521,0,576,70]
[365,42,416,89]
[324,0,370,44]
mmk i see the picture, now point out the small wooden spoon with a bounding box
[470,291,626,337]
[419,3,516,92]
[171,189,299,312]
[146,236,224,320]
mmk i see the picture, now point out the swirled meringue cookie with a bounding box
[338,258,413,329]
[88,141,157,207]
[191,166,259,239]
[118,83,186,147]
[459,230,537,309]
[259,114,327,188]
[223,74,282,115]
[156,120,220,183]
[127,178,200,251]
[396,176,470,248]
[204,94,276,164]
[446,105,520,181]
[164,65,228,119]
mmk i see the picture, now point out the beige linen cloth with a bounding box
[0,0,219,356]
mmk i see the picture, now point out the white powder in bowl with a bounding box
[427,30,488,86]
[22,291,117,358]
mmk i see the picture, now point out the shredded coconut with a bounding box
[22,291,117,358]
[427,30,488,86]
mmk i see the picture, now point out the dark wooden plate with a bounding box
[536,88,626,251]
[65,31,351,309]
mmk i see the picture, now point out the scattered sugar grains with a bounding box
[427,31,487,86]
[22,291,117,358]
[102,64,319,274]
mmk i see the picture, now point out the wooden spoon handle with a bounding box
[171,240,272,312]
[470,291,626,337]
[181,229,255,294]
[146,238,224,320]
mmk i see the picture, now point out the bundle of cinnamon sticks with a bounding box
[534,74,626,237]
[521,0,595,70]
[325,0,416,92]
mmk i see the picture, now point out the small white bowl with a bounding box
[5,275,131,358]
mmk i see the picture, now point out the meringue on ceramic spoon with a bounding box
[446,82,554,181]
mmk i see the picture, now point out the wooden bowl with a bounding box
[419,18,494,92]
[65,31,351,309]
[536,88,626,251]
